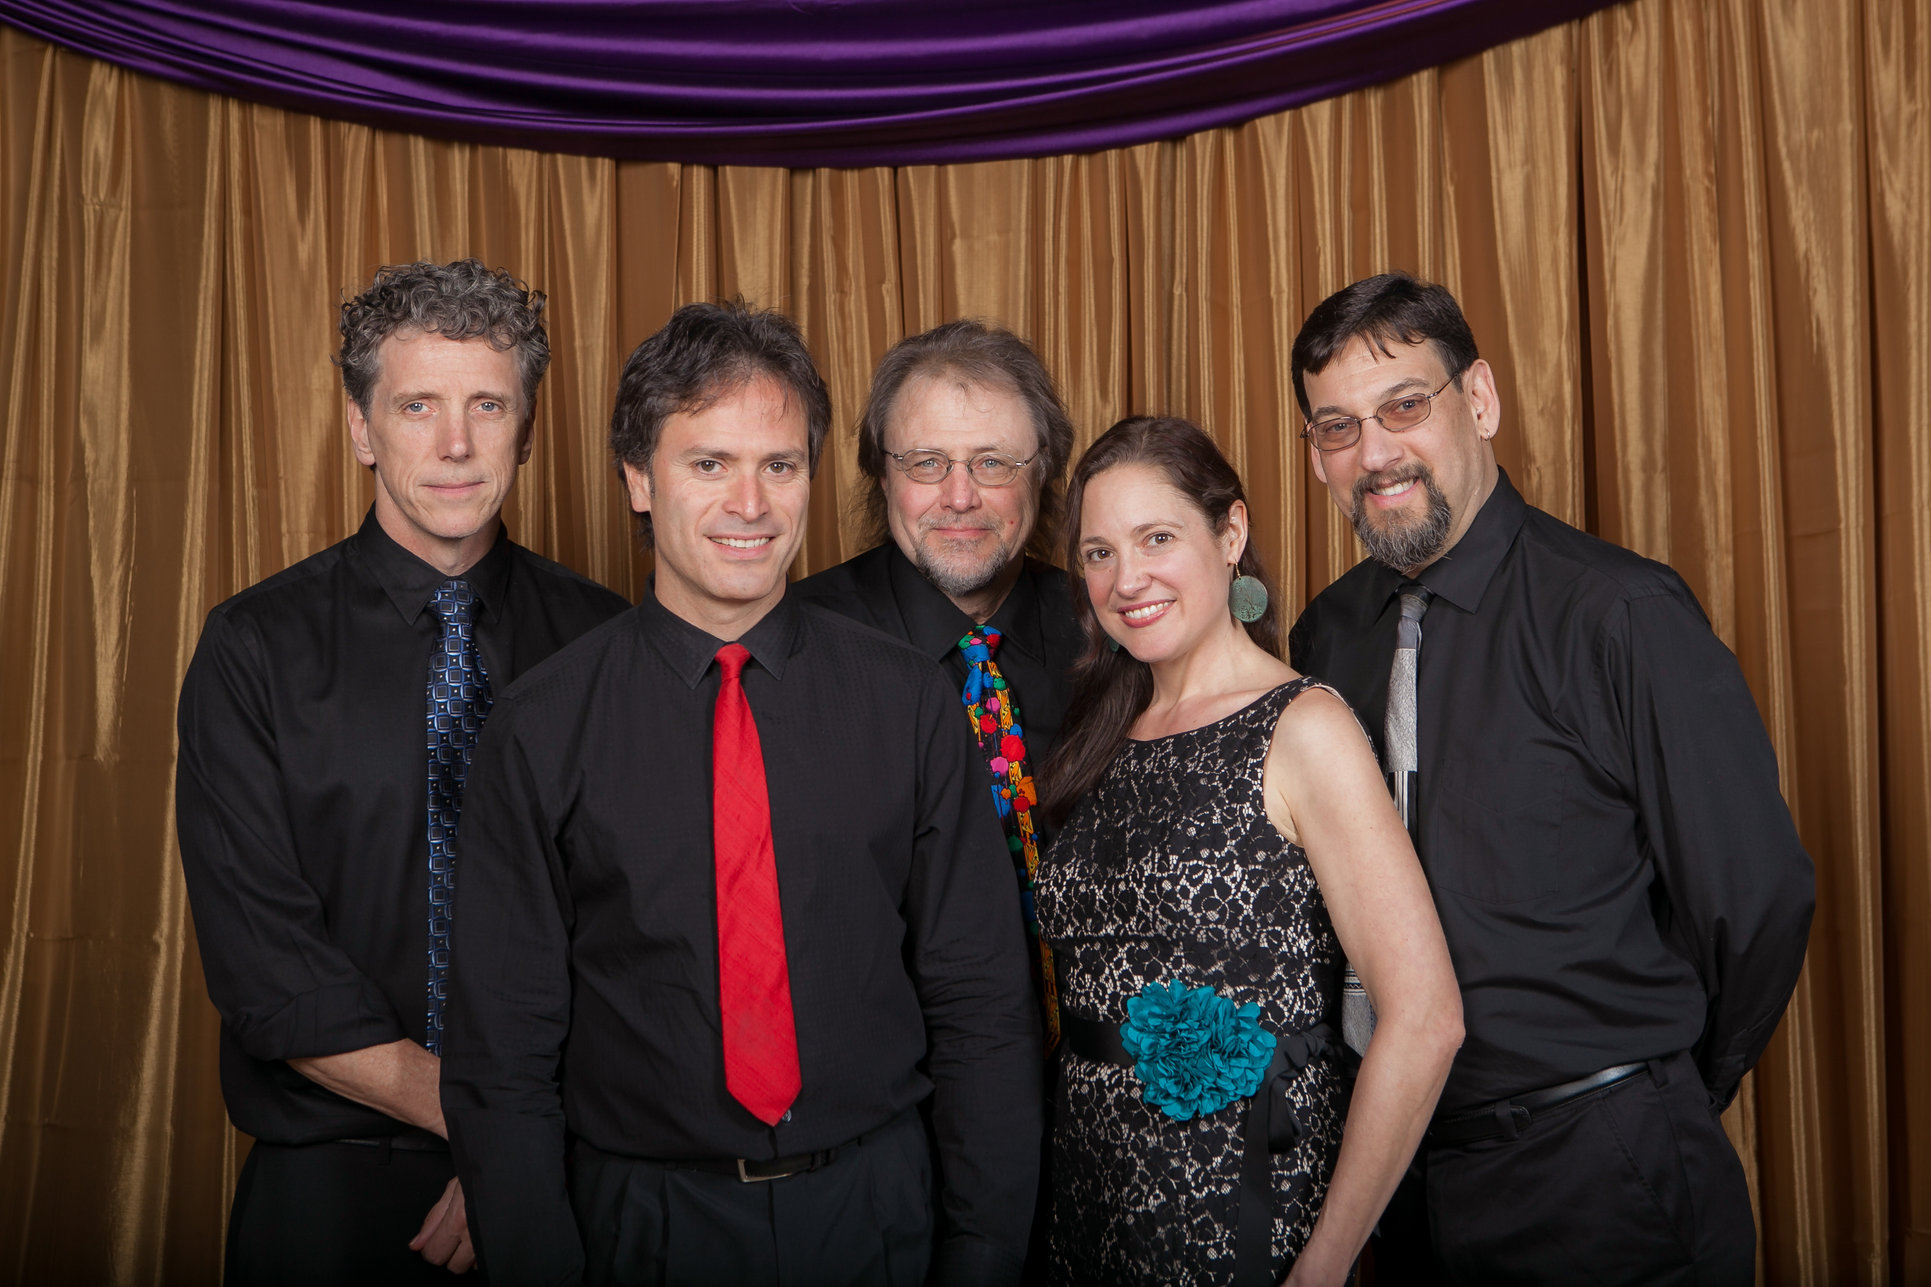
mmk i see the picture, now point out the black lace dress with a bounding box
[1035,678,1345,1286]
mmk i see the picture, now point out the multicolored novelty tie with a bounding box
[959,627,1061,1048]
[425,578,492,1056]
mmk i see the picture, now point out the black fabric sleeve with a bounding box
[442,697,583,1286]
[175,608,406,1062]
[904,667,1044,1287]
[1286,594,1321,675]
[1599,584,1816,1105]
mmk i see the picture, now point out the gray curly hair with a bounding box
[335,259,549,416]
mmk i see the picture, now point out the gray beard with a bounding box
[912,532,1018,600]
[1351,468,1452,573]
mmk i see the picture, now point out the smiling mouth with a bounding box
[1357,465,1430,506]
[1120,601,1172,625]
[711,536,773,550]
[1362,469,1431,506]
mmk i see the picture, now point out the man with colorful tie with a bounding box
[791,320,1083,1050]
[442,301,1043,1285]
[175,259,629,1284]
[1286,272,1813,1285]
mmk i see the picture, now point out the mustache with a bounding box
[1350,462,1434,507]
[918,516,1000,534]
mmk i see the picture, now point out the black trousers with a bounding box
[226,1140,468,1287]
[1374,1051,1754,1287]
[568,1108,934,1287]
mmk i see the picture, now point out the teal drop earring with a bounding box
[1229,573,1268,623]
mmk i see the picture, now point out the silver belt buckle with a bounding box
[737,1157,797,1183]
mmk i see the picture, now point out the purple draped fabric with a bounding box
[0,1,1621,166]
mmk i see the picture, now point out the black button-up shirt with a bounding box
[175,511,630,1145]
[1289,470,1813,1113]
[441,589,1043,1285]
[791,542,1084,796]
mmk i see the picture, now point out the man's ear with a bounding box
[1308,441,1330,488]
[1464,358,1502,441]
[347,401,378,469]
[621,461,653,515]
[517,411,537,466]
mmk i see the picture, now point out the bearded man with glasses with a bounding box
[1286,271,1813,1286]
[796,318,1081,943]
[795,321,1081,1267]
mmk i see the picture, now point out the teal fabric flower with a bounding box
[1120,979,1277,1120]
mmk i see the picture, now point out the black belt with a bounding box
[632,1111,911,1184]
[335,1134,449,1154]
[653,1147,838,1183]
[1063,1011,1334,1287]
[1428,1061,1650,1147]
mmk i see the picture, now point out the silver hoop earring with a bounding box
[1229,574,1268,624]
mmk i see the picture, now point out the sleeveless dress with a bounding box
[1035,678,1344,1286]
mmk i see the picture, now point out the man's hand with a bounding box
[408,1177,476,1274]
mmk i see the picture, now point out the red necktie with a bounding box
[711,643,801,1126]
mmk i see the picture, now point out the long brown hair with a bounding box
[1038,416,1281,827]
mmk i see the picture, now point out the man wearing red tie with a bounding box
[442,301,1043,1286]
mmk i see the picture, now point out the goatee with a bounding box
[913,528,1018,599]
[1351,466,1452,573]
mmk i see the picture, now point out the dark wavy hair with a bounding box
[1039,416,1280,827]
[852,320,1075,559]
[335,259,549,417]
[1289,271,1479,420]
[609,299,832,547]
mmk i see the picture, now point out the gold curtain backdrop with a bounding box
[0,0,1923,1281]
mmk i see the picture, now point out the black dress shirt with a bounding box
[1289,469,1814,1114]
[175,510,629,1146]
[791,542,1084,785]
[441,589,1043,1285]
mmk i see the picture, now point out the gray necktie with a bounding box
[1342,584,1434,1056]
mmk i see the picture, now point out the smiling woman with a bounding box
[1034,416,1462,1286]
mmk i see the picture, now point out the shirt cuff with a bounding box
[228,978,408,1063]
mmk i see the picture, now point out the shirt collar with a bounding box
[636,580,803,689]
[1413,467,1528,614]
[882,541,1047,664]
[351,506,513,625]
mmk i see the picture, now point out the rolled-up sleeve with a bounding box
[442,694,582,1286]
[175,607,405,1062]
[904,668,1044,1286]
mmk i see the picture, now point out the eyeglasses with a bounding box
[1301,375,1458,453]
[885,448,1037,487]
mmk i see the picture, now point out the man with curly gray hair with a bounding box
[176,259,628,1285]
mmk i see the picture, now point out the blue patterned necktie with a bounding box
[425,578,492,1055]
